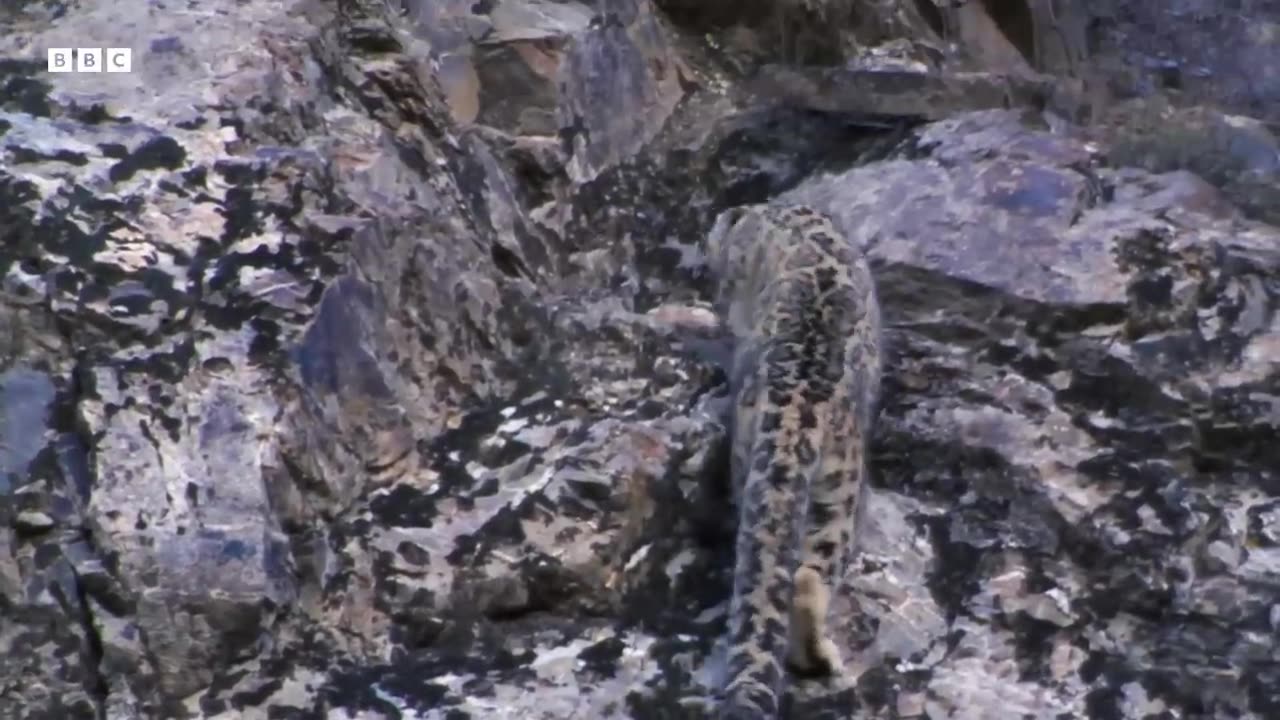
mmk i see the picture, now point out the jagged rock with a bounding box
[746,64,1053,122]
[1,0,1278,719]
[780,111,1280,716]
[12,510,54,533]
[1090,99,1280,226]
[1079,0,1280,122]
[416,0,688,182]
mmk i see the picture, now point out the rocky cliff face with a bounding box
[1,1,1278,719]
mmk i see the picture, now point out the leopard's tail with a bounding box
[718,393,821,719]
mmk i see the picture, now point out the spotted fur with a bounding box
[704,204,881,719]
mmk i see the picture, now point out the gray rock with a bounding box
[1079,0,1280,122]
[1092,99,1280,225]
[782,109,1280,717]
[0,368,54,496]
[1,0,1278,718]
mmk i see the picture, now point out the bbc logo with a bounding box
[47,48,132,73]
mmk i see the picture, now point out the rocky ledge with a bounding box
[1,0,1277,719]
